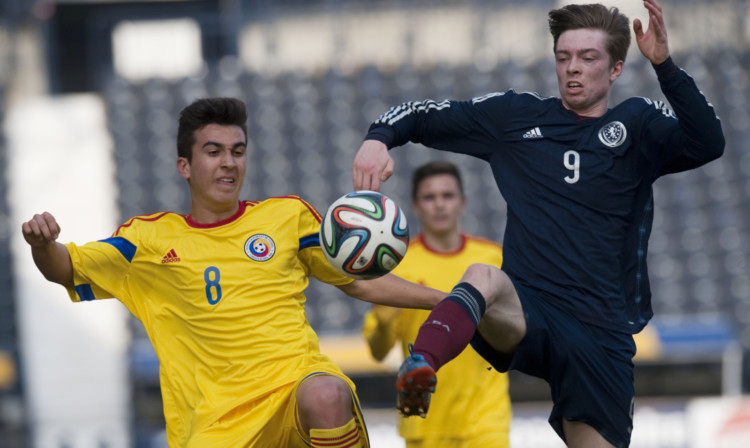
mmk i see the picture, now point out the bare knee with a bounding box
[461,265,526,353]
[296,375,353,433]
[460,263,514,307]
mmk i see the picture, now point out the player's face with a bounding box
[555,28,623,117]
[178,124,247,216]
[412,174,465,236]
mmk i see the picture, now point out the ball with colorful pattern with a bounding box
[320,190,409,279]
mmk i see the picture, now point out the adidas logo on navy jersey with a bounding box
[522,127,543,139]
[161,249,181,264]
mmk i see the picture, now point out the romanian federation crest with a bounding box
[598,121,627,148]
[244,234,276,261]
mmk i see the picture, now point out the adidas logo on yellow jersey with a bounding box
[161,249,181,264]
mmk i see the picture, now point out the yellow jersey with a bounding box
[362,234,511,443]
[65,197,355,446]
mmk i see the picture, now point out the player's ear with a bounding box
[610,60,624,83]
[177,157,191,181]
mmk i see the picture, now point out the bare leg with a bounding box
[296,375,354,433]
[562,419,616,448]
[466,265,527,354]
[396,264,527,417]
[476,271,616,448]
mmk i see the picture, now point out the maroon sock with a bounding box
[412,282,486,371]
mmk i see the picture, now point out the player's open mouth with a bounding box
[218,178,234,183]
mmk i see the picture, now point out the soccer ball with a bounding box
[320,190,409,280]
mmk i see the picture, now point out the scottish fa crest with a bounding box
[245,234,276,261]
[598,121,627,148]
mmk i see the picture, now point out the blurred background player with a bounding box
[362,161,511,448]
[21,97,444,448]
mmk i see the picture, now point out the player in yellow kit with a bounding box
[362,161,511,448]
[21,97,445,448]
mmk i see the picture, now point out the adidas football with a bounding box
[320,190,409,280]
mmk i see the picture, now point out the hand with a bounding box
[352,140,394,191]
[22,212,61,247]
[634,0,670,65]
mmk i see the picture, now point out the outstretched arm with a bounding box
[634,0,724,172]
[634,0,669,64]
[337,273,445,310]
[354,94,502,191]
[21,212,74,288]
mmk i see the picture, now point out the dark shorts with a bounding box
[470,280,636,448]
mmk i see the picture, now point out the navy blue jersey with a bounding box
[366,59,724,333]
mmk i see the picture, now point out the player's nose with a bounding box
[567,58,582,74]
[220,151,237,167]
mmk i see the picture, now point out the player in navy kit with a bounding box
[351,1,724,447]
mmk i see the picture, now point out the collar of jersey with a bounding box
[419,233,467,256]
[185,200,247,229]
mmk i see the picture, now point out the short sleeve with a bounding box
[294,197,354,286]
[65,236,134,302]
